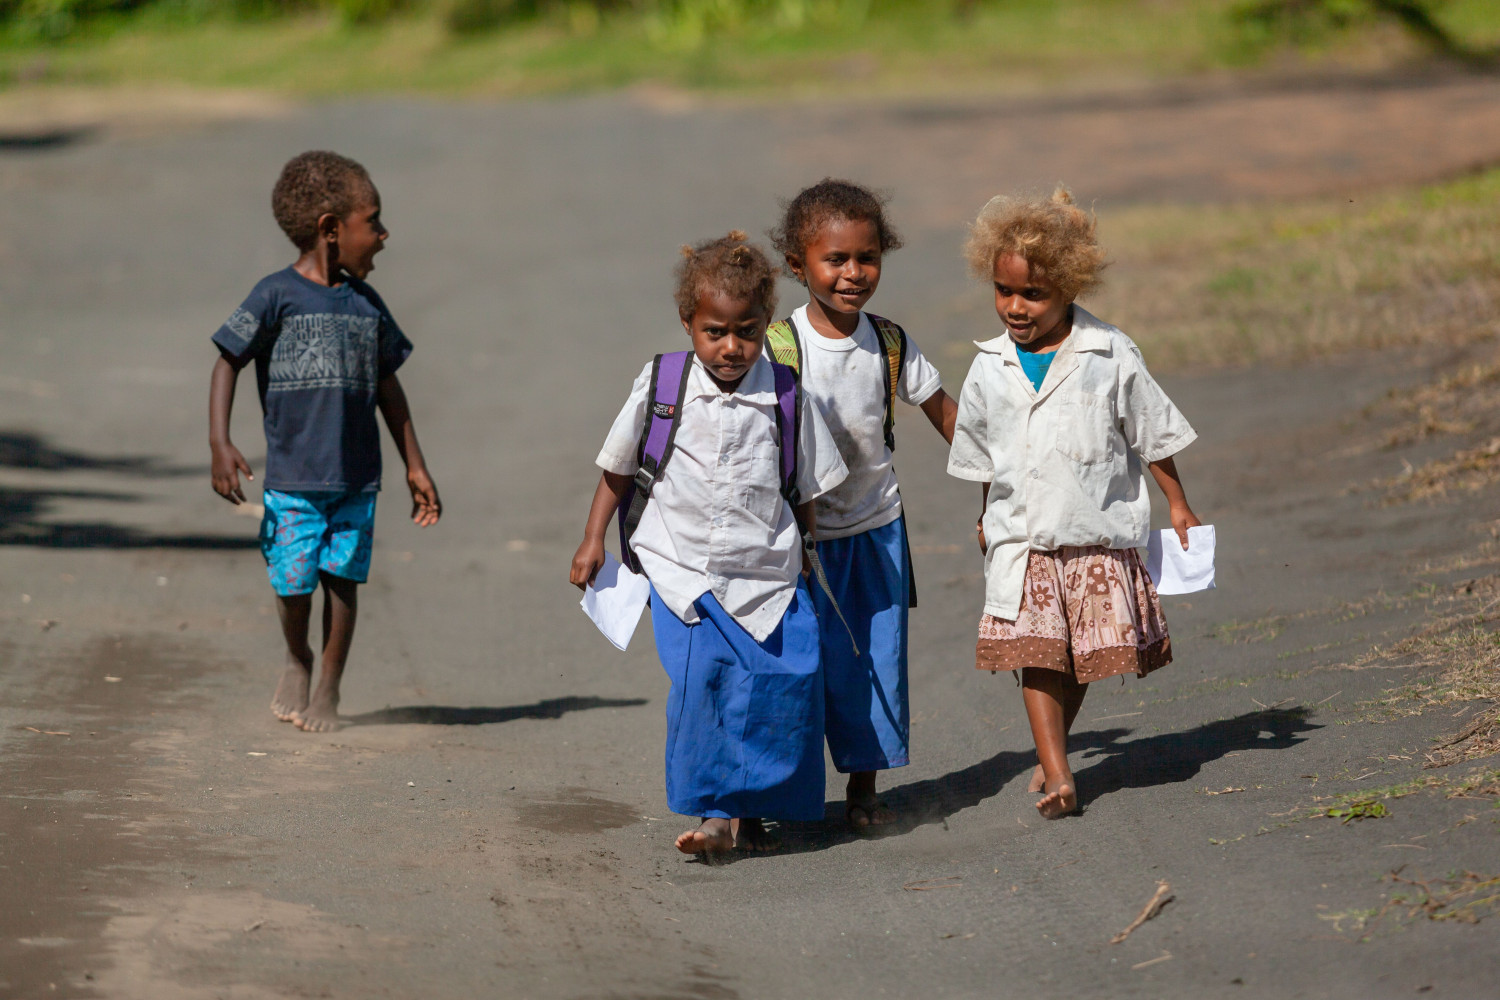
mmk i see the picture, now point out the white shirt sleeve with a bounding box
[595,362,654,476]
[1116,345,1197,463]
[794,390,849,503]
[897,333,943,406]
[946,355,994,482]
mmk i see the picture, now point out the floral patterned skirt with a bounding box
[976,546,1171,683]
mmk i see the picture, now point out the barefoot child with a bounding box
[208,151,441,733]
[570,232,847,854]
[766,179,958,830]
[947,186,1202,818]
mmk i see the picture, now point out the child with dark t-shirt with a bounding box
[208,150,441,733]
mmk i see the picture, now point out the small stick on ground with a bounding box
[903,875,962,891]
[1111,880,1173,944]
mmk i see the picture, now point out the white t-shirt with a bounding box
[790,306,943,539]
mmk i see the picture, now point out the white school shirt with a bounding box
[789,306,943,539]
[596,353,848,642]
[946,306,1197,621]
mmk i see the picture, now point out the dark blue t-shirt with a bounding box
[212,267,412,493]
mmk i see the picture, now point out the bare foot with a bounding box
[293,691,341,732]
[733,818,781,852]
[1027,764,1046,793]
[270,656,311,722]
[846,794,896,831]
[676,818,734,855]
[1036,778,1078,820]
[845,772,895,831]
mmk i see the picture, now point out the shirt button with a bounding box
[1030,468,1040,479]
[713,517,724,526]
[1101,537,1112,547]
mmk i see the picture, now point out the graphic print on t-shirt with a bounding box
[267,313,381,393]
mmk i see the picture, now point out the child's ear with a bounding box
[784,254,806,285]
[680,313,693,336]
[317,212,340,242]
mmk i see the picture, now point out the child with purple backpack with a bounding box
[570,232,848,856]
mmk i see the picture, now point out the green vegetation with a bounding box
[0,1,1495,96]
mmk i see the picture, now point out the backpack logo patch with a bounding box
[652,403,675,418]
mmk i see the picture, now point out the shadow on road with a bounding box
[0,430,255,549]
[771,707,1319,856]
[344,695,650,726]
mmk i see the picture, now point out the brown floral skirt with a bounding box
[976,546,1171,683]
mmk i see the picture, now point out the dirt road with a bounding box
[2,72,1499,999]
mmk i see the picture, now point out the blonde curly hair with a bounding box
[963,185,1107,301]
[674,230,779,321]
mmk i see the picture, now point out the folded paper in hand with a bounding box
[1145,524,1216,595]
[580,552,651,650]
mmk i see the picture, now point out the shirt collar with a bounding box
[973,304,1114,359]
[685,352,776,402]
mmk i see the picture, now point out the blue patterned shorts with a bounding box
[260,489,377,597]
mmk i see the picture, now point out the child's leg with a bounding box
[815,522,911,829]
[1028,673,1088,791]
[270,594,314,721]
[1021,667,1080,818]
[295,572,357,732]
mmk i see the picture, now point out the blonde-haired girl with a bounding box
[947,187,1203,819]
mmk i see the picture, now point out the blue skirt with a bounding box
[651,581,826,821]
[812,516,911,773]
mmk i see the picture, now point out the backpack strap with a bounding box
[616,351,693,573]
[764,317,802,375]
[769,360,800,505]
[867,314,907,453]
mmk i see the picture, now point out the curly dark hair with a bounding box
[768,178,903,282]
[673,231,779,321]
[271,151,376,252]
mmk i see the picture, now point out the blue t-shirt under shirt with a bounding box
[212,267,412,493]
[1016,345,1056,390]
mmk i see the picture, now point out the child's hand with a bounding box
[977,518,988,555]
[407,467,442,527]
[571,538,607,591]
[210,443,253,504]
[1169,503,1202,550]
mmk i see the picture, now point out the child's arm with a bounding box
[977,482,989,554]
[1148,455,1201,549]
[208,355,253,504]
[919,389,959,444]
[570,471,631,589]
[376,374,441,527]
[794,499,817,578]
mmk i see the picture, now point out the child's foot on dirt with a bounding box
[845,794,896,831]
[270,658,311,722]
[676,818,734,855]
[1027,764,1046,793]
[293,691,341,732]
[845,772,895,831]
[733,818,781,852]
[1036,779,1078,819]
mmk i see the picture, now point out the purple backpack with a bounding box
[616,351,800,574]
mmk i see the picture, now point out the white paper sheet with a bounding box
[580,552,651,651]
[1145,524,1217,595]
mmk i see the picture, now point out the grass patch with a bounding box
[1090,166,1500,369]
[0,1,1496,98]
[1327,867,1500,938]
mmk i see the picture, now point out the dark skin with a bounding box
[980,254,1201,817]
[786,216,956,828]
[209,188,440,733]
[571,289,809,856]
